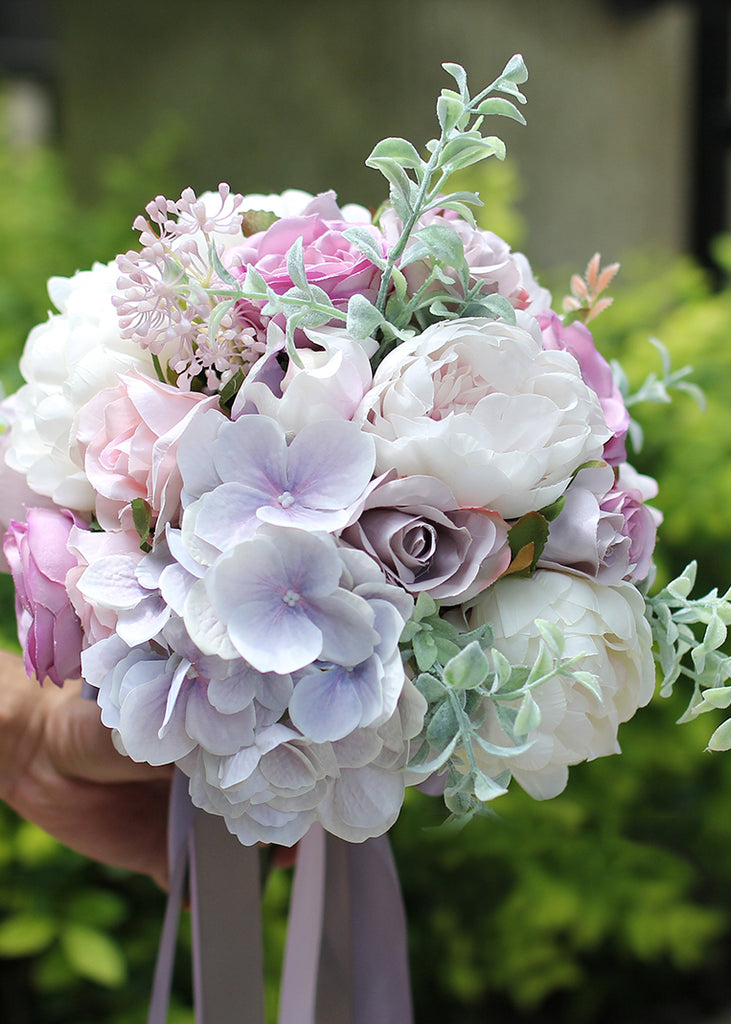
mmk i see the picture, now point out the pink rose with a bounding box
[539,311,629,464]
[74,372,219,536]
[3,507,84,686]
[342,473,511,604]
[227,191,385,326]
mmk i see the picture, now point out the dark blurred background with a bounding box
[1,2,731,1023]
[2,0,726,269]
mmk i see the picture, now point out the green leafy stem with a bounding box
[401,594,603,823]
[645,562,731,750]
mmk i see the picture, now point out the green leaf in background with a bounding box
[59,922,127,987]
[66,890,127,929]
[14,821,63,866]
[0,913,56,957]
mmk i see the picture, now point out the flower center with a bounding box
[277,491,295,509]
[282,588,300,607]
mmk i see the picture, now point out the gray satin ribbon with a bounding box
[147,771,265,1024]
[189,813,265,1024]
[147,780,412,1024]
[278,824,414,1024]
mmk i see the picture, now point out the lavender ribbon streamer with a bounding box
[147,771,265,1024]
[279,825,413,1024]
[146,777,411,1024]
[147,770,197,1024]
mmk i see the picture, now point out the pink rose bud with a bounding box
[3,507,84,686]
[539,311,630,465]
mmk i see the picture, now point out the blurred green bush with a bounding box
[0,135,730,1024]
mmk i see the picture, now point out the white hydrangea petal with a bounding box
[289,664,367,742]
[184,578,241,660]
[318,765,405,841]
[78,555,145,611]
[286,420,375,509]
[177,407,228,505]
[212,415,287,490]
[118,676,196,765]
[185,687,256,755]
[309,591,379,667]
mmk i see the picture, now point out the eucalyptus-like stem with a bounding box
[372,61,522,323]
[191,285,348,326]
[373,148,444,316]
[445,684,482,779]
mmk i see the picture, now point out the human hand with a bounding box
[0,649,172,888]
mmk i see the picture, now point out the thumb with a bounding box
[47,684,174,785]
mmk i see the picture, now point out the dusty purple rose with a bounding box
[227,191,385,328]
[539,311,629,464]
[342,473,511,604]
[539,464,659,584]
[3,507,84,685]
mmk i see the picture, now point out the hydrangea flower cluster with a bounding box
[2,55,728,845]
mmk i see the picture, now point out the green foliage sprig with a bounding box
[612,336,706,452]
[364,56,528,354]
[645,562,731,749]
[401,594,604,825]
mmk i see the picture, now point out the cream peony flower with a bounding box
[5,262,161,512]
[468,569,654,799]
[358,316,610,519]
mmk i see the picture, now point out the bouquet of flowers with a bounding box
[2,54,730,857]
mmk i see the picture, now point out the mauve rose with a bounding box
[379,206,552,313]
[227,191,385,317]
[613,463,662,581]
[539,311,629,464]
[342,473,511,604]
[3,507,84,685]
[539,463,659,583]
[74,372,218,536]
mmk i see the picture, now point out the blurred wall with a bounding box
[56,0,692,271]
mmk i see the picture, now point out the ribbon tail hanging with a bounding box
[189,811,266,1024]
[279,825,413,1024]
[147,770,196,1024]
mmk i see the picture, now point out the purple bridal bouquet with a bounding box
[2,54,729,857]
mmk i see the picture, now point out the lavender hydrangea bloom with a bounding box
[83,625,293,765]
[288,545,413,741]
[78,494,421,846]
[180,677,427,846]
[178,410,375,542]
[203,528,402,676]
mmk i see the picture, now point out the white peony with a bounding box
[233,324,376,432]
[6,262,159,511]
[468,569,654,799]
[357,316,610,519]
